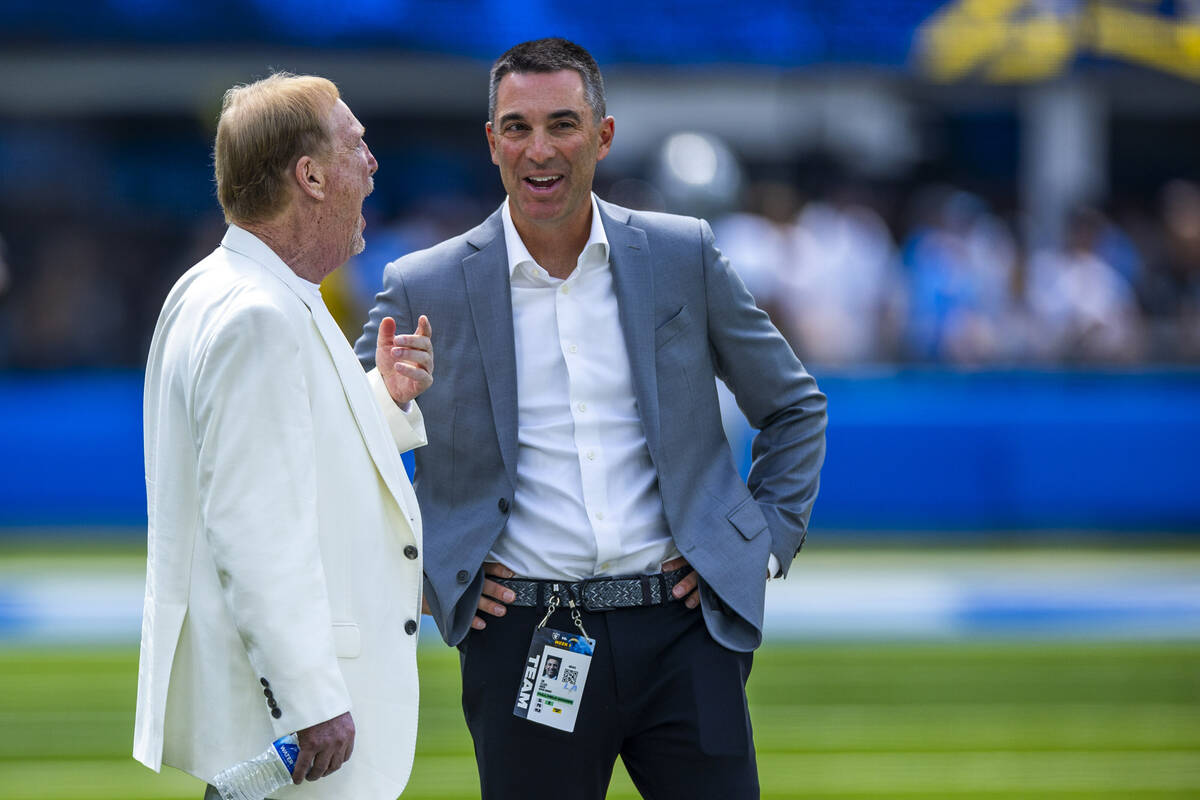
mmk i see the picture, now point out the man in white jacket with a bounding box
[135,72,433,800]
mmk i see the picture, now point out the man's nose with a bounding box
[365,143,379,175]
[526,129,555,163]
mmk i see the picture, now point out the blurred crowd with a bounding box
[344,174,1200,369]
[710,178,1200,368]
[1,174,1199,370]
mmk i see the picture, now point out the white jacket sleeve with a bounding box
[366,367,428,453]
[192,300,350,737]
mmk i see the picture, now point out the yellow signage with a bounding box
[917,0,1200,83]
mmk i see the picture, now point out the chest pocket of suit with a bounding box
[655,305,691,351]
[654,305,695,408]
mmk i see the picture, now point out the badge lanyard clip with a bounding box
[537,583,590,640]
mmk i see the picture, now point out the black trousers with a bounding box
[458,598,759,800]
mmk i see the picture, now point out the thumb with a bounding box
[378,317,397,349]
[414,315,431,338]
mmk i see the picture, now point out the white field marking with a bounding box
[754,750,1200,793]
[2,549,1199,641]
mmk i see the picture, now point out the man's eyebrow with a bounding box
[496,109,582,126]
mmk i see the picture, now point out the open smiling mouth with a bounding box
[525,175,562,191]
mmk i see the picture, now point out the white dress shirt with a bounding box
[486,195,680,580]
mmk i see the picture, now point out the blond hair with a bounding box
[214,73,340,225]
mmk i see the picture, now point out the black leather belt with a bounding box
[495,566,692,612]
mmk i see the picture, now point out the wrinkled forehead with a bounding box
[494,69,588,118]
[326,99,364,140]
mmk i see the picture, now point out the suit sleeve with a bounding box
[355,261,428,452]
[355,258,413,372]
[367,368,428,452]
[193,301,350,737]
[701,218,828,577]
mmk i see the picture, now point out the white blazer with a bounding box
[134,225,426,800]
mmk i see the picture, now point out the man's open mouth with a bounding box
[524,175,563,190]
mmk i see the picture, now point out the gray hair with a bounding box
[488,38,606,124]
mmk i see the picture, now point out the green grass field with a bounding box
[1,640,1197,799]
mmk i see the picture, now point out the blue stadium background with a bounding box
[2,4,1199,544]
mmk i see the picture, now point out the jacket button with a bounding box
[267,697,278,709]
[263,688,273,698]
[260,678,269,687]
[271,707,282,719]
[498,497,509,513]
[456,569,470,584]
[404,619,417,635]
[404,544,418,559]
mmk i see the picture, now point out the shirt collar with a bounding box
[500,193,610,279]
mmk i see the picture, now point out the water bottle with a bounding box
[211,733,299,800]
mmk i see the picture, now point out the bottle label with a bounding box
[272,735,300,775]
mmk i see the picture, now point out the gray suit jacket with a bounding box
[356,199,826,652]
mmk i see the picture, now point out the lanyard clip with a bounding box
[537,583,562,629]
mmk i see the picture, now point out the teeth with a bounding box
[528,176,560,184]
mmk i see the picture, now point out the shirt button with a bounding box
[457,569,470,583]
[595,511,605,521]
[586,450,596,461]
[561,285,570,294]
[568,344,578,354]
[404,619,418,635]
[404,545,418,560]
[577,402,587,413]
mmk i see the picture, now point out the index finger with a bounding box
[306,746,334,782]
[482,562,515,578]
[292,746,315,785]
[377,316,397,349]
[660,556,689,572]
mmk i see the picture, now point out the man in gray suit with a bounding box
[357,38,826,800]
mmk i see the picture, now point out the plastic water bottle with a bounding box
[211,733,299,800]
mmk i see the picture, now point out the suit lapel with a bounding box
[456,203,662,482]
[306,298,415,514]
[462,213,520,484]
[600,202,662,461]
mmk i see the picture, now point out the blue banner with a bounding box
[2,369,1197,532]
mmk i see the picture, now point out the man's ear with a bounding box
[596,116,615,162]
[296,155,325,201]
[485,121,499,166]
